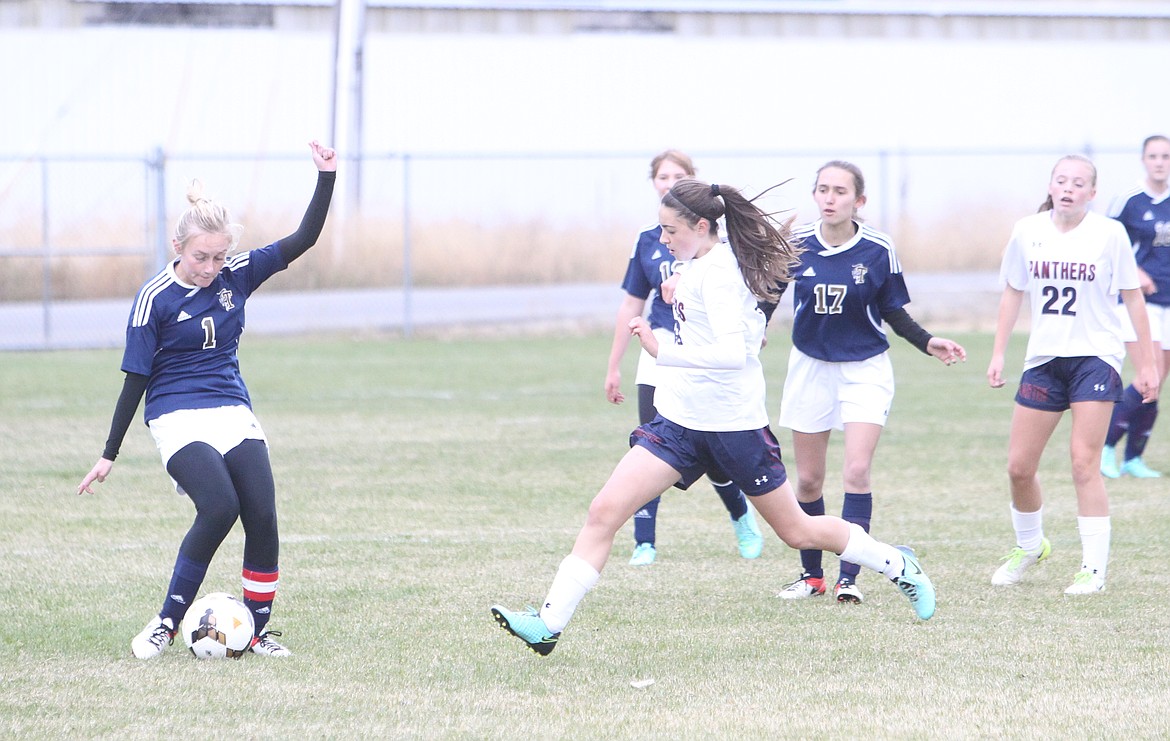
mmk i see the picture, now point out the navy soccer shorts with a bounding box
[1015,356,1123,412]
[630,416,788,496]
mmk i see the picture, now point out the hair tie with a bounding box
[710,184,721,197]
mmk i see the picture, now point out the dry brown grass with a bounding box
[0,214,634,300]
[1,207,1009,302]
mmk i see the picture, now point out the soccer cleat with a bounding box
[1100,445,1120,479]
[891,546,935,620]
[835,578,864,604]
[777,573,826,599]
[991,537,1052,586]
[732,508,763,559]
[629,542,657,566]
[490,605,560,656]
[1064,569,1106,595]
[131,615,175,660]
[1121,457,1162,478]
[249,630,291,657]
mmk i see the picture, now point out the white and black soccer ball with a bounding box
[181,592,255,660]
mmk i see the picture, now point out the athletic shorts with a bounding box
[634,327,675,387]
[1117,301,1170,349]
[1015,356,1122,412]
[630,416,787,496]
[778,348,894,433]
[149,405,268,491]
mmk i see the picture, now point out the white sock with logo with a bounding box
[539,554,600,633]
[1076,515,1111,578]
[837,522,905,580]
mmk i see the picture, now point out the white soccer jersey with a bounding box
[1000,210,1140,373]
[653,241,769,432]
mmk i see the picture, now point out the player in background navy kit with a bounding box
[604,150,762,566]
[492,178,937,657]
[988,155,1159,595]
[1100,135,1170,479]
[77,141,337,658]
[773,161,965,605]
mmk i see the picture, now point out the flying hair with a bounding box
[662,178,801,302]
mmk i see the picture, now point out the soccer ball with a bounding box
[181,592,255,660]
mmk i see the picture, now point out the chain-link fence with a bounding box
[0,145,1139,349]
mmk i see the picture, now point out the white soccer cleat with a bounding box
[991,538,1052,586]
[131,615,175,660]
[777,573,826,599]
[249,630,292,657]
[1064,569,1106,595]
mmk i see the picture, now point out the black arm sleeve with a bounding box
[758,281,790,324]
[277,170,337,264]
[882,307,933,355]
[102,372,148,461]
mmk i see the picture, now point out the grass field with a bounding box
[2,329,1168,739]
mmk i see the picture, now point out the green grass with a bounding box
[2,329,1168,739]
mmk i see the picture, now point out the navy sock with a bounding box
[798,497,825,578]
[838,492,873,582]
[711,478,748,521]
[1124,399,1159,461]
[633,496,660,546]
[1105,385,1143,447]
[159,552,209,626]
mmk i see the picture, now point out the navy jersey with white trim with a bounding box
[1109,187,1170,307]
[121,243,288,422]
[788,221,911,362]
[620,224,679,331]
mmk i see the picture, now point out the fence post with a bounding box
[40,156,51,345]
[402,152,413,338]
[149,147,167,272]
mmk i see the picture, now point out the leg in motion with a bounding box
[492,446,682,654]
[226,439,291,655]
[133,443,240,659]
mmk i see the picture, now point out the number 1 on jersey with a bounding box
[201,317,217,349]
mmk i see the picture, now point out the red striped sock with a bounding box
[242,567,278,635]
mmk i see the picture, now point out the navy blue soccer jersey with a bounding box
[121,243,289,422]
[1109,187,1170,308]
[788,221,911,362]
[620,224,679,331]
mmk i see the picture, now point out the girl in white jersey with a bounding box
[774,161,966,606]
[987,154,1159,595]
[604,150,763,567]
[491,178,938,656]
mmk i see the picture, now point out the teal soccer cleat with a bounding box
[732,508,763,559]
[490,605,560,656]
[1121,457,1162,478]
[891,546,936,620]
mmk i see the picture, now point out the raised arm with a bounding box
[277,140,338,264]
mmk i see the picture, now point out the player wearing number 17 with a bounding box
[987,154,1160,595]
[77,141,337,658]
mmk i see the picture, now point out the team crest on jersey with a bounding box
[851,264,868,285]
[217,288,235,311]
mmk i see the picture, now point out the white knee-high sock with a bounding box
[539,554,600,633]
[837,523,905,580]
[1010,504,1045,553]
[1076,515,1111,578]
